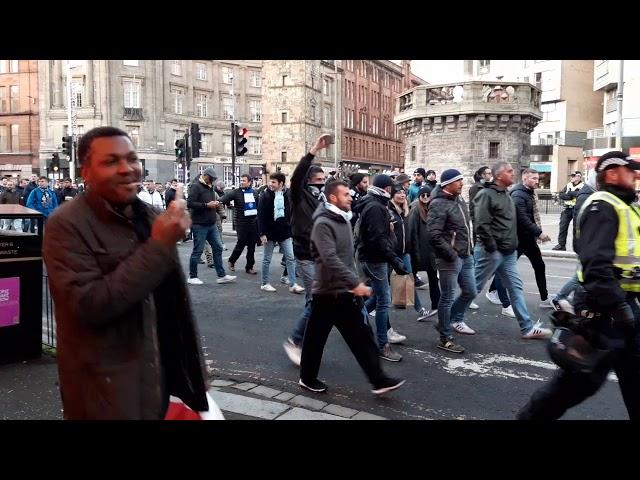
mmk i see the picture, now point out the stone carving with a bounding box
[399,93,413,111]
[428,86,461,105]
[485,85,516,103]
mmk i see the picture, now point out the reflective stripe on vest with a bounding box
[576,191,640,292]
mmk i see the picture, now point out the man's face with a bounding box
[606,167,638,191]
[357,176,369,192]
[7,180,15,190]
[1,178,7,187]
[269,179,283,191]
[20,180,27,188]
[30,175,37,183]
[402,180,411,190]
[523,173,539,189]
[482,168,492,182]
[38,178,48,188]
[171,180,178,189]
[427,172,436,181]
[309,172,326,185]
[329,185,352,212]
[81,135,141,206]
[63,180,71,189]
[147,182,156,192]
[496,164,515,187]
[414,173,424,183]
[572,174,582,185]
[444,179,463,195]
[240,177,252,188]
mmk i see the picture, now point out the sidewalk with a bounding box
[0,354,386,420]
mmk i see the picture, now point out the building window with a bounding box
[196,93,208,117]
[71,80,83,107]
[281,75,287,86]
[311,105,317,121]
[9,124,19,152]
[171,60,182,76]
[222,97,234,120]
[324,107,332,127]
[128,126,139,147]
[249,100,261,122]
[0,87,6,112]
[535,72,542,90]
[223,134,231,154]
[171,87,184,114]
[479,60,490,74]
[281,151,287,163]
[10,85,18,112]
[222,66,233,84]
[323,78,330,95]
[0,125,6,152]
[0,61,6,74]
[249,136,262,155]
[361,61,367,78]
[489,141,500,158]
[201,133,211,153]
[10,60,18,73]
[384,73,390,88]
[250,70,261,87]
[281,112,288,123]
[123,60,139,66]
[372,117,379,135]
[123,80,141,108]
[360,113,366,131]
[195,62,207,81]
[224,166,240,186]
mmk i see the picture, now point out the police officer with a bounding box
[517,151,640,420]
[552,171,584,251]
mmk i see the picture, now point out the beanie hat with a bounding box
[425,169,436,177]
[203,167,218,180]
[440,169,463,187]
[350,172,366,188]
[413,167,426,177]
[373,174,395,190]
[418,185,433,197]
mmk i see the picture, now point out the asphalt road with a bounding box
[181,238,628,420]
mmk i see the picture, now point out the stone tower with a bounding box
[394,81,542,198]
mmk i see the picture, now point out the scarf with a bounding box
[274,190,285,220]
[324,202,353,222]
[532,189,542,231]
[39,187,52,209]
[243,187,257,216]
[367,186,391,199]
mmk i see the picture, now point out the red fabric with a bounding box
[165,400,202,420]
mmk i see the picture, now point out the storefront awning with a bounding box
[530,163,551,173]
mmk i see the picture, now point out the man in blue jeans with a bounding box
[427,170,476,353]
[186,168,236,286]
[465,161,552,340]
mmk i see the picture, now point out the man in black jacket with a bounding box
[427,170,475,353]
[299,180,405,395]
[22,174,38,233]
[348,172,369,227]
[219,174,259,274]
[510,168,553,308]
[257,172,304,294]
[187,168,236,285]
[56,178,79,205]
[164,179,178,209]
[470,162,552,340]
[282,134,332,366]
[358,174,409,362]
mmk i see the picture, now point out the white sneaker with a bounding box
[417,307,438,322]
[469,301,479,310]
[261,283,277,292]
[187,277,203,285]
[539,298,555,309]
[289,284,305,294]
[522,321,552,340]
[502,305,515,317]
[280,276,291,285]
[485,290,502,305]
[217,275,237,284]
[452,322,476,335]
[387,328,407,344]
[369,310,377,318]
[283,338,302,366]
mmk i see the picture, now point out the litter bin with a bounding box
[0,205,44,364]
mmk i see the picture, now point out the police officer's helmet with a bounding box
[547,327,610,374]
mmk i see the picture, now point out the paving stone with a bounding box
[289,395,328,411]
[211,379,235,387]
[248,385,281,398]
[232,382,258,391]
[276,407,347,420]
[274,392,295,402]
[208,390,290,420]
[352,411,387,420]
[322,404,359,418]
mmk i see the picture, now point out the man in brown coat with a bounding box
[43,126,209,420]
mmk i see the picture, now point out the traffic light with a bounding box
[175,139,186,160]
[235,124,248,156]
[190,123,202,159]
[51,153,60,172]
[62,136,73,157]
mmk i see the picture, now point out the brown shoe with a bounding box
[246,268,257,275]
[228,261,235,272]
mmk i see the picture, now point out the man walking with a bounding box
[219,174,259,275]
[348,172,369,227]
[26,176,58,221]
[553,172,584,251]
[299,180,405,395]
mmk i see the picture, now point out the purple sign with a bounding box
[0,277,20,327]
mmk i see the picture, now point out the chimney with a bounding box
[401,60,412,91]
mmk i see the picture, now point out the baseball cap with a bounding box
[595,151,640,173]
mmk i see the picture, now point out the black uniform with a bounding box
[517,184,640,420]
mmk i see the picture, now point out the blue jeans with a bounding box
[289,258,314,345]
[557,272,580,300]
[262,238,296,286]
[189,224,225,278]
[457,246,534,334]
[492,276,511,308]
[436,255,476,341]
[363,261,391,349]
[401,254,423,312]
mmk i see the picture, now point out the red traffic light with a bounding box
[240,127,248,136]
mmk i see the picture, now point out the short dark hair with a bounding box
[270,172,286,184]
[38,176,48,181]
[240,174,252,182]
[63,177,72,182]
[473,166,490,183]
[325,180,349,200]
[521,168,538,176]
[170,178,178,183]
[77,126,131,166]
[307,165,325,179]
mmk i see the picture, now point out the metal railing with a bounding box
[537,197,564,215]
[42,274,56,348]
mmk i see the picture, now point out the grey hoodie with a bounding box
[310,203,360,295]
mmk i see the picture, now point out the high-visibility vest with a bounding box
[563,182,582,207]
[576,191,640,292]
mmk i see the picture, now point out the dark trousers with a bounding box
[517,293,640,420]
[300,293,388,387]
[229,222,257,271]
[425,262,441,310]
[489,277,511,307]
[517,240,548,301]
[557,207,574,248]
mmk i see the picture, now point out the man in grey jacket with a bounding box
[298,180,405,395]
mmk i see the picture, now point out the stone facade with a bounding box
[395,81,542,199]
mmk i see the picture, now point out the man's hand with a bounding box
[151,186,191,248]
[260,235,268,245]
[391,258,410,276]
[539,233,551,242]
[206,200,219,209]
[350,282,373,297]
[310,134,332,155]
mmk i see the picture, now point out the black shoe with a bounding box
[198,259,205,264]
[372,377,406,395]
[207,264,214,268]
[415,278,426,288]
[552,245,566,251]
[299,378,328,393]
